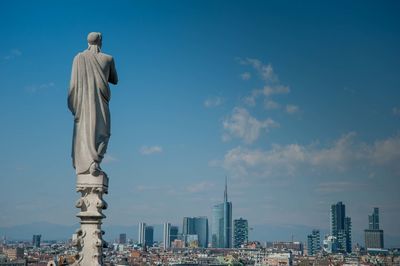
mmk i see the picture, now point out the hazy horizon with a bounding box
[1,0,399,247]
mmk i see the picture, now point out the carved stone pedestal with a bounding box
[73,173,108,266]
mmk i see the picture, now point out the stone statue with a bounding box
[68,32,118,266]
[68,32,118,176]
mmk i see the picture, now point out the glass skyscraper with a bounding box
[170,225,179,244]
[212,178,232,248]
[330,201,352,253]
[369,207,380,230]
[32,234,41,248]
[365,207,384,249]
[145,226,154,247]
[182,216,209,248]
[119,233,126,244]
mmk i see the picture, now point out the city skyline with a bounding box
[0,0,400,248]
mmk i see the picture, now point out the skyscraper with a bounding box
[344,217,352,253]
[330,202,352,253]
[163,223,171,249]
[119,233,126,244]
[183,217,195,235]
[369,207,380,230]
[307,229,321,256]
[145,226,154,247]
[138,222,146,246]
[233,218,248,248]
[212,177,232,248]
[170,225,179,244]
[365,207,384,249]
[182,216,209,248]
[32,234,41,248]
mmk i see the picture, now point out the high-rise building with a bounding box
[163,223,171,249]
[145,226,154,247]
[212,177,232,248]
[119,233,126,244]
[330,202,352,253]
[182,216,209,248]
[344,217,352,253]
[138,222,146,246]
[365,207,384,249]
[233,218,248,248]
[369,207,380,230]
[307,229,321,256]
[32,234,41,248]
[183,217,195,235]
[170,226,179,244]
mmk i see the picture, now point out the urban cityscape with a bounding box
[1,181,399,265]
[1,0,400,265]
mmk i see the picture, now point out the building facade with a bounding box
[138,222,146,246]
[170,226,179,244]
[119,233,126,244]
[182,216,209,248]
[330,202,352,253]
[145,226,154,247]
[32,234,41,248]
[233,218,248,248]
[307,229,321,256]
[365,207,384,249]
[211,178,232,248]
[369,207,380,230]
[163,223,171,249]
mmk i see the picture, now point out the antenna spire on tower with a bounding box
[224,176,228,202]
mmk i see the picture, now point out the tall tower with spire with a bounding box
[212,177,232,248]
[224,176,228,202]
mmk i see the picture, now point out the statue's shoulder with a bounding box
[74,52,85,61]
[98,52,114,63]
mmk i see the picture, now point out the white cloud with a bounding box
[264,100,280,110]
[243,91,258,106]
[238,57,278,83]
[243,86,290,107]
[240,72,251,80]
[286,104,299,114]
[185,181,215,193]
[25,82,55,93]
[222,144,306,178]
[221,132,400,179]
[4,49,22,60]
[393,107,400,117]
[315,181,364,194]
[262,85,290,96]
[237,57,292,108]
[223,107,279,144]
[370,135,400,166]
[140,145,163,155]
[204,97,224,108]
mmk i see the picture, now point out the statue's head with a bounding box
[87,32,102,49]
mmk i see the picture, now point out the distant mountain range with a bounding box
[1,222,399,248]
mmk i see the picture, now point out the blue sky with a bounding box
[0,0,399,245]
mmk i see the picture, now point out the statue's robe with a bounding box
[68,48,118,174]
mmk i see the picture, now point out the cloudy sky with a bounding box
[0,1,399,245]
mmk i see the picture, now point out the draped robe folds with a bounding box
[68,48,118,174]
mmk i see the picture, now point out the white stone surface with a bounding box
[74,173,108,266]
[68,32,118,175]
[69,32,118,266]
